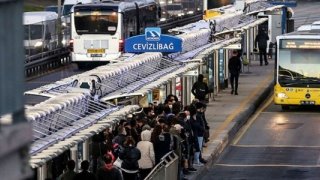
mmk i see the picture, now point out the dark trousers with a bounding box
[230,73,239,93]
[259,48,268,65]
[122,171,139,180]
[139,168,152,180]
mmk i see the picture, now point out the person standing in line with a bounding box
[60,160,76,180]
[118,136,141,180]
[189,103,205,167]
[74,160,96,180]
[136,130,155,180]
[255,28,269,66]
[228,50,242,95]
[96,154,123,180]
[191,74,209,103]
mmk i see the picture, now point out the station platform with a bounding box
[187,58,275,180]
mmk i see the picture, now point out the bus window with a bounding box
[24,25,43,40]
[74,9,118,35]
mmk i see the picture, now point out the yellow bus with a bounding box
[274,25,320,110]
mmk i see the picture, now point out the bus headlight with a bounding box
[34,41,43,47]
[277,92,288,99]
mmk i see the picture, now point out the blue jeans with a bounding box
[194,136,203,164]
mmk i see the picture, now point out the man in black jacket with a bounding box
[191,74,209,103]
[228,50,242,95]
[255,28,270,66]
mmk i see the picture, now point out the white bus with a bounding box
[24,11,58,56]
[70,0,157,68]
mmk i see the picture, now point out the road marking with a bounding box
[232,144,320,148]
[215,164,320,168]
[209,73,274,142]
[232,92,274,145]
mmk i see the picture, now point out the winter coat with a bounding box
[191,81,209,101]
[190,114,205,137]
[119,145,141,171]
[153,132,175,164]
[228,56,241,75]
[96,166,123,180]
[136,130,155,169]
[73,171,96,180]
[255,31,269,49]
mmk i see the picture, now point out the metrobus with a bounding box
[24,11,58,56]
[274,25,320,110]
[70,0,157,68]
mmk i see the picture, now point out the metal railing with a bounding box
[145,151,179,180]
[25,48,70,77]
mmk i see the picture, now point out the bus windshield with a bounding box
[74,8,118,35]
[278,47,320,87]
[24,25,43,40]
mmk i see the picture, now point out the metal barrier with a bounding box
[145,151,179,180]
[25,48,70,77]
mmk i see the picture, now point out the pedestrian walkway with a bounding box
[187,58,275,180]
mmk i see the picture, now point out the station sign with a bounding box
[125,27,182,53]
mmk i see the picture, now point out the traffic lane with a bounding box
[237,111,320,146]
[25,63,82,91]
[201,100,320,180]
[202,166,320,180]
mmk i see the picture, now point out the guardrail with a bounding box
[159,13,203,33]
[145,151,179,180]
[25,48,71,77]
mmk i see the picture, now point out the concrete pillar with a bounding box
[70,145,79,172]
[171,78,176,96]
[38,164,47,180]
[246,29,250,63]
[215,50,220,93]
[83,140,89,161]
[182,77,187,107]
[186,76,192,105]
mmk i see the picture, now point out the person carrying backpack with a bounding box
[191,74,209,103]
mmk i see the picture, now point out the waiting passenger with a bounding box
[60,160,76,180]
[118,136,141,180]
[191,74,209,103]
[96,154,123,180]
[136,130,155,180]
[73,160,96,180]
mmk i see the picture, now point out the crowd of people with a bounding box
[57,93,210,180]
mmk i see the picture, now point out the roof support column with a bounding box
[70,145,79,172]
[83,139,90,161]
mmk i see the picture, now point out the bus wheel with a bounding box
[281,105,289,110]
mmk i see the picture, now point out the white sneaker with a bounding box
[193,162,204,167]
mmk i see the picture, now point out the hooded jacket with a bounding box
[136,130,155,169]
[119,144,141,171]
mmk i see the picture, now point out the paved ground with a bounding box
[186,57,275,179]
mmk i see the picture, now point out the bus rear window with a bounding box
[74,10,118,35]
